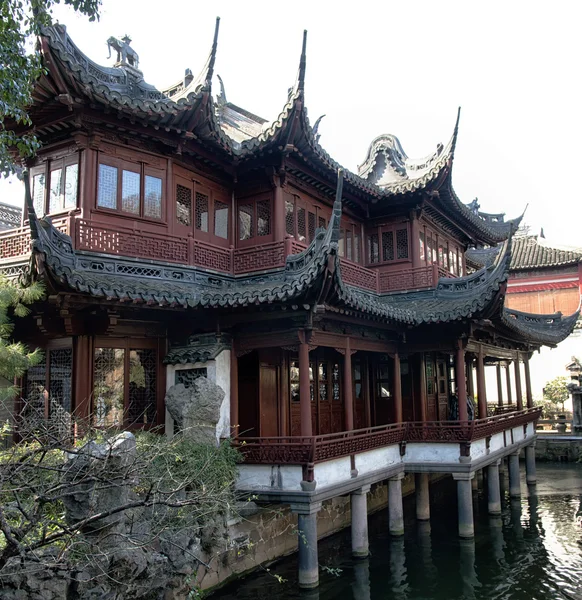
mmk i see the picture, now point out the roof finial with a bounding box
[205,17,221,87]
[450,106,461,157]
[297,29,307,93]
[23,171,39,240]
[329,168,344,244]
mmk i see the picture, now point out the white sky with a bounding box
[2,0,581,247]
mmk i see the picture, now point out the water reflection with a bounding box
[212,464,582,600]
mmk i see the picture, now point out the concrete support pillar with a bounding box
[524,356,533,409]
[514,358,523,410]
[476,345,487,418]
[344,339,354,431]
[292,503,322,589]
[508,451,521,497]
[388,473,405,536]
[487,460,502,515]
[456,343,468,421]
[496,364,504,407]
[415,473,430,521]
[393,352,402,424]
[299,335,312,437]
[506,363,513,406]
[453,473,475,538]
[351,485,371,558]
[525,444,537,485]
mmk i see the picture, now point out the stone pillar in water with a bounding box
[453,473,475,538]
[351,485,370,558]
[388,473,405,536]
[291,502,321,588]
[487,460,502,515]
[415,473,430,521]
[525,444,537,484]
[508,451,521,497]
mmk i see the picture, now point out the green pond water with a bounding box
[212,463,582,600]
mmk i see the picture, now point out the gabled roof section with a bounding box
[510,236,582,271]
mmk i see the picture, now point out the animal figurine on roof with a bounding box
[107,35,139,68]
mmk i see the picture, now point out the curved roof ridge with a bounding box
[501,305,580,346]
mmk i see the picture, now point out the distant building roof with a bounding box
[0,202,21,230]
[510,236,582,271]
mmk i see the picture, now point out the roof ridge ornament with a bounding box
[450,106,461,159]
[297,29,307,93]
[106,35,140,71]
[205,17,221,88]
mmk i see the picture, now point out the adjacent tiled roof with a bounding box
[0,202,21,230]
[510,236,582,271]
[164,333,231,365]
[500,307,580,346]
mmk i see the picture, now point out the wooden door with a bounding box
[238,351,259,437]
[259,363,279,437]
[436,357,449,421]
[425,353,438,421]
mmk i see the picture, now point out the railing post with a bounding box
[496,364,504,407]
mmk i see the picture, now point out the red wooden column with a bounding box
[496,364,504,407]
[344,338,355,431]
[393,352,403,423]
[466,357,475,399]
[456,342,468,422]
[505,363,513,405]
[273,179,286,242]
[419,353,428,422]
[524,354,533,409]
[476,345,488,419]
[230,345,239,438]
[299,333,313,437]
[514,356,523,410]
[410,213,422,269]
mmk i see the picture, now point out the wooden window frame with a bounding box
[92,337,163,430]
[96,156,166,224]
[236,193,273,248]
[29,154,79,218]
[366,223,410,266]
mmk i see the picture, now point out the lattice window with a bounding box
[354,361,363,400]
[297,207,306,242]
[332,363,340,401]
[420,231,425,261]
[354,233,361,264]
[427,235,434,263]
[285,200,295,236]
[195,192,209,232]
[214,200,229,239]
[49,168,63,214]
[49,348,72,414]
[290,360,300,402]
[176,184,192,226]
[121,170,141,214]
[368,233,379,263]
[98,164,118,209]
[396,228,408,259]
[25,363,47,425]
[64,164,78,209]
[238,204,253,240]
[319,216,326,230]
[308,211,316,243]
[382,231,394,261]
[144,175,162,219]
[128,349,157,425]
[94,348,125,427]
[257,199,271,236]
[33,174,46,215]
[346,230,353,261]
[175,368,207,387]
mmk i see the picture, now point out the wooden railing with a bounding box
[0,217,70,262]
[235,408,541,466]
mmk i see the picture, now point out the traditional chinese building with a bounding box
[1,20,579,589]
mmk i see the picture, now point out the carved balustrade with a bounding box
[235,408,541,466]
[0,218,69,262]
